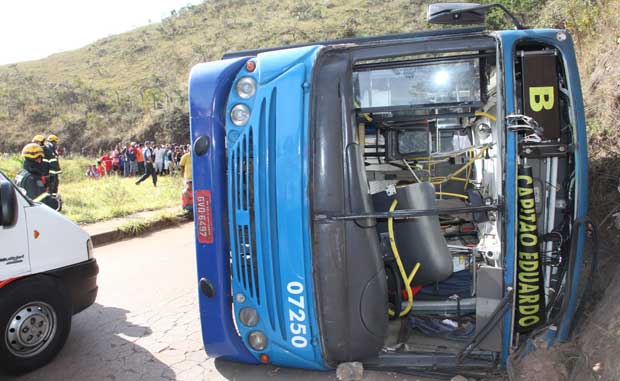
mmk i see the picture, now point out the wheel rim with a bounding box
[5,302,57,358]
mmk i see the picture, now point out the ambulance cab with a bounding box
[0,170,98,375]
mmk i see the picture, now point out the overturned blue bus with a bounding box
[188,3,591,377]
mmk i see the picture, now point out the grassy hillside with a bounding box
[0,0,437,154]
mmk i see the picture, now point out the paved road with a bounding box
[9,223,415,381]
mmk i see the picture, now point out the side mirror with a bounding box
[427,3,487,25]
[0,179,18,227]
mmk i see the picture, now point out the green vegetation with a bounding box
[62,175,183,224]
[0,156,184,224]
[0,155,23,179]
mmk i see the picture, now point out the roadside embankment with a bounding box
[83,207,192,248]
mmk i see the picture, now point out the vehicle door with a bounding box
[0,174,30,280]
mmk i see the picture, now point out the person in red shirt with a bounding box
[96,161,106,177]
[181,180,193,214]
[99,152,113,176]
[135,144,145,175]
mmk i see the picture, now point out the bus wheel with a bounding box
[0,276,72,375]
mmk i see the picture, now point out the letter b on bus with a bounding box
[529,86,554,112]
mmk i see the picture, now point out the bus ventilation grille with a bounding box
[229,128,260,305]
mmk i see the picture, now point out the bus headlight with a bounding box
[231,104,251,126]
[248,331,268,351]
[239,307,259,327]
[236,77,257,99]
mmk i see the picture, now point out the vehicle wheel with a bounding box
[0,276,72,375]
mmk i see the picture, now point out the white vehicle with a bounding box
[0,171,98,375]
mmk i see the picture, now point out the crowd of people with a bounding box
[86,141,192,188]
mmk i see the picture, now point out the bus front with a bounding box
[189,46,331,369]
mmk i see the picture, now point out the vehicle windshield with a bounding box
[352,52,496,159]
[353,59,481,109]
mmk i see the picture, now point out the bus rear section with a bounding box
[189,27,588,376]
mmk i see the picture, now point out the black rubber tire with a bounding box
[0,275,72,375]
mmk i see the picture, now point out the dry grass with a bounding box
[116,210,182,235]
[61,175,183,224]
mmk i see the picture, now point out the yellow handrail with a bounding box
[387,199,421,317]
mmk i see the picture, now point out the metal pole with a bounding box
[544,157,558,304]
[316,204,499,221]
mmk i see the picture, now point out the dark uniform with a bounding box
[41,145,53,176]
[15,143,60,210]
[46,135,62,194]
[32,135,50,179]
[15,168,46,201]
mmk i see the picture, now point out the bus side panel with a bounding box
[189,57,258,363]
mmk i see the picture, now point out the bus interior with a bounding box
[348,43,575,366]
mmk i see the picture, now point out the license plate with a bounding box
[195,190,214,244]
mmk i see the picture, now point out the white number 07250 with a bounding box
[287,281,308,348]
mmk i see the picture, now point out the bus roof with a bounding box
[222,27,486,59]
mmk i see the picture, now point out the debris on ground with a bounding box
[336,361,364,381]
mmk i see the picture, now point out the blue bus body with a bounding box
[189,27,588,375]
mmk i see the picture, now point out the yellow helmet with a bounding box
[32,134,45,143]
[22,143,44,159]
[47,134,59,143]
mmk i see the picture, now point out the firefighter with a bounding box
[32,134,51,179]
[46,134,62,193]
[14,143,60,210]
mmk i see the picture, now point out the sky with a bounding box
[0,0,203,65]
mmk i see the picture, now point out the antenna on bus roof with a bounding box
[427,3,526,30]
